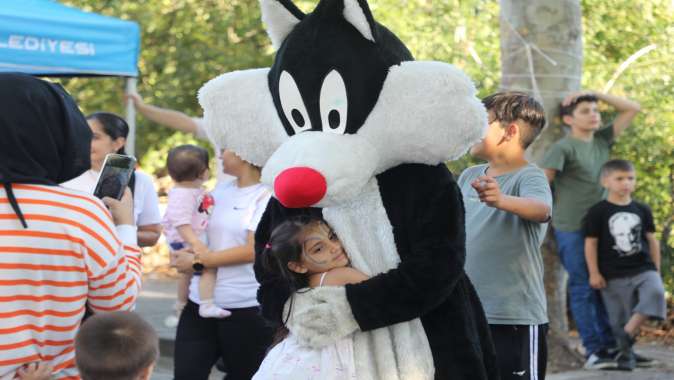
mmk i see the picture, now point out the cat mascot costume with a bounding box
[198,0,498,379]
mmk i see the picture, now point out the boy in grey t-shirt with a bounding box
[459,92,551,380]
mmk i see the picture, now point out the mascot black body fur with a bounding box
[199,0,498,378]
[256,166,498,379]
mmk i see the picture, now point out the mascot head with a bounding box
[199,0,487,208]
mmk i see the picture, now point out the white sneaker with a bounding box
[583,350,617,370]
[199,303,231,319]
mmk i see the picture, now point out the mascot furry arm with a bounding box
[198,0,498,378]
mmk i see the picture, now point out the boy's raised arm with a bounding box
[565,91,640,137]
[125,92,200,135]
[472,175,551,223]
[492,195,550,223]
[595,92,640,136]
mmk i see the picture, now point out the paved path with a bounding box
[137,276,673,380]
[136,275,222,379]
[548,341,674,380]
[135,274,178,357]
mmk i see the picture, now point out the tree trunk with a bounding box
[499,0,584,370]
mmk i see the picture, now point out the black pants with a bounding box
[174,301,273,380]
[490,324,548,380]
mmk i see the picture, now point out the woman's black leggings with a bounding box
[173,301,273,380]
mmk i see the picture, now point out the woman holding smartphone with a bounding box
[0,73,142,380]
[61,112,162,247]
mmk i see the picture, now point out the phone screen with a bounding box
[93,154,136,200]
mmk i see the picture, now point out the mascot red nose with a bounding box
[199,0,498,379]
[274,167,327,208]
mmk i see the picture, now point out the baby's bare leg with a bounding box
[198,269,231,318]
[198,268,217,302]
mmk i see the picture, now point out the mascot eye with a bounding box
[319,70,348,134]
[279,71,312,134]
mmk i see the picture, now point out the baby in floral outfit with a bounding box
[163,145,230,319]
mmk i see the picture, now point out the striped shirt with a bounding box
[0,184,142,380]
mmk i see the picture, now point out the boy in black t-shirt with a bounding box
[583,159,666,370]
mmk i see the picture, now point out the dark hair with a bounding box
[260,216,327,326]
[601,159,635,178]
[166,144,210,182]
[86,112,129,154]
[75,311,158,380]
[559,94,598,118]
[482,92,546,148]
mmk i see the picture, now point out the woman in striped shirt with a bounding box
[0,74,142,380]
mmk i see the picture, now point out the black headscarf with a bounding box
[0,73,92,227]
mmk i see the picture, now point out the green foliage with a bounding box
[59,0,672,289]
[60,0,274,168]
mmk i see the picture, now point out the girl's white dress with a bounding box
[252,273,357,380]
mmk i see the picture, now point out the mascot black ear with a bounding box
[260,0,306,50]
[342,0,377,42]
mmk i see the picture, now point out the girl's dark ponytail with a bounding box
[258,216,320,330]
[259,238,297,328]
[260,244,292,348]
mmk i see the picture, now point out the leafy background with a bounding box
[59,0,673,290]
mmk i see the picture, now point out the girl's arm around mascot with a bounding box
[254,163,469,344]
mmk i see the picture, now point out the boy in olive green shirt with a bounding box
[541,91,641,369]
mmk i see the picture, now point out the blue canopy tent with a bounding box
[0,0,141,154]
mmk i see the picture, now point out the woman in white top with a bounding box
[61,112,162,247]
[171,149,273,380]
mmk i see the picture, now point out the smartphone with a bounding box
[93,153,137,200]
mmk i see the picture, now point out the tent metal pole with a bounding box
[125,77,137,157]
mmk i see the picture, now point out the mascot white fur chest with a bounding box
[199,1,499,379]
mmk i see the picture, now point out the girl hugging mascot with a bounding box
[198,0,498,379]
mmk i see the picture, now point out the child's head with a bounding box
[166,144,209,183]
[260,216,348,328]
[75,311,159,380]
[559,94,600,132]
[600,159,636,197]
[470,92,546,159]
[263,216,348,282]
